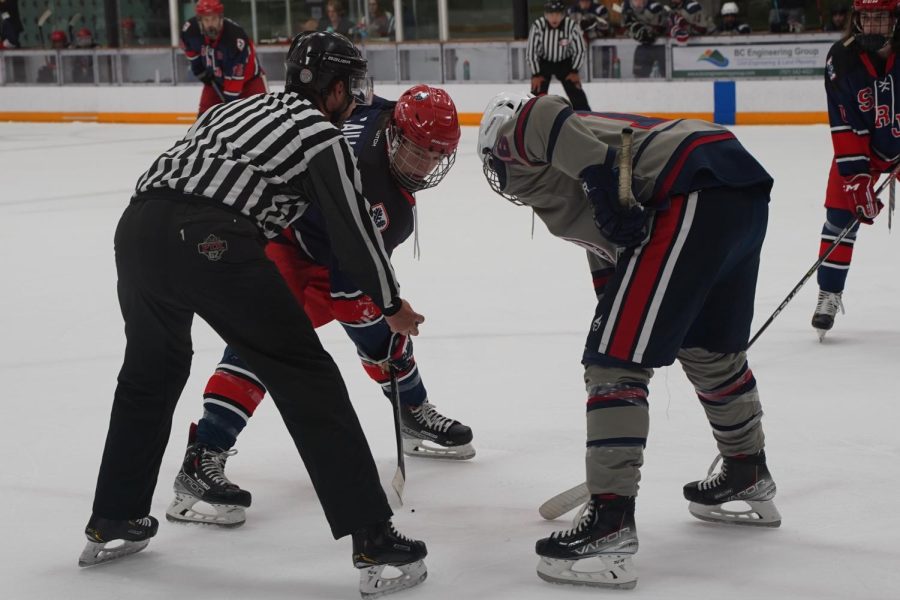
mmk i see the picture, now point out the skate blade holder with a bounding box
[165,493,246,528]
[537,554,638,590]
[78,538,151,567]
[402,437,475,460]
[688,500,782,527]
[358,560,427,598]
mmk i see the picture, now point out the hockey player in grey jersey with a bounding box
[478,92,781,589]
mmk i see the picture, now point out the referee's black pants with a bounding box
[91,194,392,538]
[532,57,591,111]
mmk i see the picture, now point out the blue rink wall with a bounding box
[0,79,827,125]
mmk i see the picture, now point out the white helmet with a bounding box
[721,2,739,15]
[477,91,530,160]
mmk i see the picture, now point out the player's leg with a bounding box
[331,279,474,460]
[555,58,591,111]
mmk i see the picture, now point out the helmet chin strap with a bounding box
[329,94,353,125]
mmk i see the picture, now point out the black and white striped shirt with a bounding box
[526,16,586,75]
[135,91,401,313]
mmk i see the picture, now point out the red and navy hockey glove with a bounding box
[582,163,649,247]
[843,173,883,224]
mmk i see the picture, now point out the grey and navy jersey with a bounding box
[134,91,400,313]
[526,16,587,73]
[490,95,772,260]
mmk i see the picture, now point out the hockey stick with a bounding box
[210,79,227,103]
[618,127,636,208]
[37,9,52,48]
[748,165,900,348]
[539,482,589,520]
[388,368,405,505]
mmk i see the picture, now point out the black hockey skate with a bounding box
[165,442,251,527]
[811,289,844,341]
[683,450,781,527]
[79,515,159,567]
[400,399,475,460]
[352,519,428,598]
[535,495,639,589]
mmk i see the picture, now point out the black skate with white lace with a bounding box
[79,515,159,567]
[165,443,251,527]
[535,495,639,589]
[352,519,428,598]
[400,399,475,460]
[683,450,781,527]
[811,289,844,341]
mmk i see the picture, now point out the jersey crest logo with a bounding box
[826,56,836,81]
[198,234,228,261]
[236,38,245,51]
[370,203,389,231]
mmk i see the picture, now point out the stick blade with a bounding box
[538,482,589,520]
[38,9,53,26]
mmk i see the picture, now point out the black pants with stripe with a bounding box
[583,186,770,368]
[91,195,392,538]
[532,58,591,111]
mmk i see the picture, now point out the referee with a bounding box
[81,31,427,580]
[527,0,591,110]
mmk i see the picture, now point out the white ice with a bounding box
[1,121,898,600]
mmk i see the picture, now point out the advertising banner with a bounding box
[671,42,832,78]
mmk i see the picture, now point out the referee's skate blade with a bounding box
[358,560,427,598]
[402,437,475,460]
[78,539,150,567]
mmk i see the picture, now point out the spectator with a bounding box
[121,17,137,47]
[770,0,805,32]
[360,0,394,39]
[527,1,591,111]
[622,0,667,78]
[667,0,716,41]
[718,2,751,34]
[180,0,267,116]
[319,0,355,37]
[36,30,66,83]
[0,0,23,48]
[568,0,611,39]
[824,3,849,31]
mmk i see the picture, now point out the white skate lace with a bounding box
[698,454,726,491]
[550,499,596,539]
[412,401,454,433]
[200,448,238,487]
[815,290,844,317]
[388,520,414,544]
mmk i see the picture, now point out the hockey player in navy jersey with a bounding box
[812,0,899,339]
[181,0,267,115]
[165,84,474,528]
[478,92,779,589]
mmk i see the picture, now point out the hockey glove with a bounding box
[582,162,650,247]
[843,173,882,224]
[198,67,216,85]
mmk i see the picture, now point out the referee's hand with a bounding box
[530,75,545,95]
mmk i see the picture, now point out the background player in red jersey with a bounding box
[812,0,900,339]
[164,84,474,528]
[180,0,267,115]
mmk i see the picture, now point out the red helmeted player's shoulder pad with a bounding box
[825,39,858,83]
[220,18,251,49]
[182,17,201,36]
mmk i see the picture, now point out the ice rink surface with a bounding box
[1,121,899,600]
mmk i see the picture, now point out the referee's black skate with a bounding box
[401,399,475,460]
[166,441,251,527]
[535,495,638,589]
[683,450,781,527]
[79,515,159,567]
[352,519,428,598]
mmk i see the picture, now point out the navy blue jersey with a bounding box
[282,97,415,286]
[825,40,900,175]
[180,17,263,100]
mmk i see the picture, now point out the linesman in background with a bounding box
[527,1,591,111]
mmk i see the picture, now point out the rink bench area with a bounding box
[0,80,827,126]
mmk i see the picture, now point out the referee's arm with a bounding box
[567,19,586,72]
[305,136,402,315]
[526,19,543,75]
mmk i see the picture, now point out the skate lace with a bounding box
[387,520,414,544]
[550,499,596,539]
[413,401,454,433]
[698,454,726,491]
[815,290,844,317]
[200,448,238,487]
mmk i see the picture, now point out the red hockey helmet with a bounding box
[853,0,898,11]
[387,85,461,192]
[196,0,225,16]
[852,0,899,51]
[50,30,67,43]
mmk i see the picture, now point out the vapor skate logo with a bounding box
[573,527,634,555]
[198,234,228,261]
[370,203,389,231]
[697,49,729,68]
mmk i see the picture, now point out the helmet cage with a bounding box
[386,125,457,192]
[482,154,521,205]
